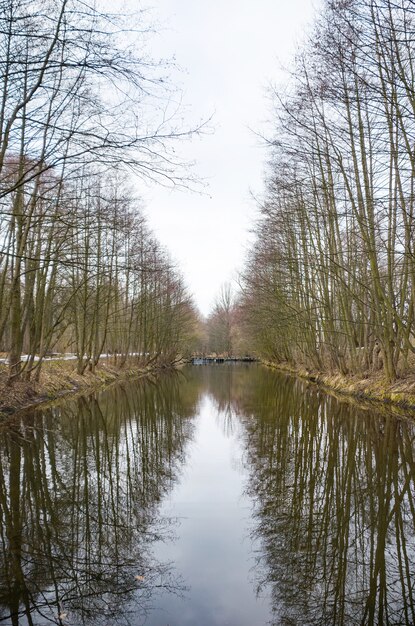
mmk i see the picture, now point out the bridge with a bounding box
[190,356,258,365]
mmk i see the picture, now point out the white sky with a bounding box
[142,0,321,317]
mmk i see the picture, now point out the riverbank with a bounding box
[0,358,177,418]
[265,361,415,414]
[4,357,415,420]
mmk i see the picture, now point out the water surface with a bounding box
[0,364,414,625]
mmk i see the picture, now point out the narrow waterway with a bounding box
[0,364,414,625]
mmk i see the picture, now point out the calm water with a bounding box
[0,364,414,625]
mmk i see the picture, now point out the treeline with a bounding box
[241,0,415,381]
[0,0,199,382]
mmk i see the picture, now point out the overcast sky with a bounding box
[142,0,321,317]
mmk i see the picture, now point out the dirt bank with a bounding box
[0,358,176,418]
[265,361,415,416]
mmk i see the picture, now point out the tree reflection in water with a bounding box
[194,364,415,625]
[226,367,415,626]
[0,374,199,625]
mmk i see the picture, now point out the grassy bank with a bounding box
[0,358,176,418]
[264,361,415,415]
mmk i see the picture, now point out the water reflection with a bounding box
[0,375,199,625]
[212,366,415,626]
[0,364,414,625]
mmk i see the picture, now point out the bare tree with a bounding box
[241,0,415,382]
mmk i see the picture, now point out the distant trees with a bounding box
[205,283,252,357]
[241,0,415,381]
[207,284,235,356]
[0,0,199,381]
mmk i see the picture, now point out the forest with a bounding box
[239,0,415,383]
[0,0,200,384]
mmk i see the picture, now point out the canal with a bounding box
[0,364,414,625]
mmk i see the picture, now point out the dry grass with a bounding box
[0,358,154,417]
[265,361,415,417]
